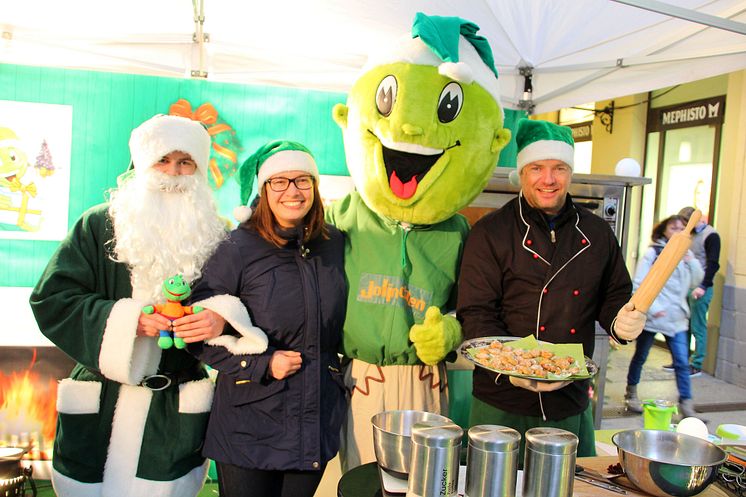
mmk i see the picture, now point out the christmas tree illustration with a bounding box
[34,139,55,177]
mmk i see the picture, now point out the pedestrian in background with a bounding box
[661,206,721,377]
[625,215,703,417]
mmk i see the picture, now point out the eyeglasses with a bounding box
[265,175,314,192]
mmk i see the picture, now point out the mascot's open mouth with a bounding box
[381,144,443,199]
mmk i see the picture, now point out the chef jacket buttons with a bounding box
[526,239,533,246]
[573,290,580,296]
[543,288,548,294]
[581,239,588,244]
[240,360,247,368]
[533,254,539,259]
[312,461,320,469]
[570,328,577,334]
[539,325,546,332]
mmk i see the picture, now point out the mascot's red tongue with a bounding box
[389,171,418,199]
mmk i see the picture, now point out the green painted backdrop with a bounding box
[0,63,522,288]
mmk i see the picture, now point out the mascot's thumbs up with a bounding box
[409,306,462,365]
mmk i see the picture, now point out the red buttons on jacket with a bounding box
[526,239,533,246]
[570,328,577,334]
[543,288,548,294]
[581,239,588,244]
[573,290,580,296]
[533,254,539,259]
[539,325,546,332]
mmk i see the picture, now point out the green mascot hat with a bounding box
[233,140,319,223]
[333,12,511,225]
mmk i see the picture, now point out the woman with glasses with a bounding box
[188,140,348,497]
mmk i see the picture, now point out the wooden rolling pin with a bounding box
[629,209,702,313]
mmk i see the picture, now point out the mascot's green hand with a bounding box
[142,305,155,314]
[193,306,203,314]
[409,306,463,366]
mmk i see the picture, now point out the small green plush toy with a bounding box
[142,274,202,349]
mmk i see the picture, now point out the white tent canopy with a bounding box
[3,0,746,113]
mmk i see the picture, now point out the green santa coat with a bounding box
[327,192,469,365]
[29,204,264,497]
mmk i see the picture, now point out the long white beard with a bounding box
[108,169,226,303]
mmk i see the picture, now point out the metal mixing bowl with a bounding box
[612,429,727,497]
[371,410,451,475]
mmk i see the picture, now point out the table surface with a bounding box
[337,456,732,497]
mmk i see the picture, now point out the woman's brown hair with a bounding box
[651,215,685,242]
[245,179,328,247]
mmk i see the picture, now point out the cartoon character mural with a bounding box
[0,126,41,231]
[326,13,511,470]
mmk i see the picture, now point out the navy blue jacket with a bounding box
[189,223,348,471]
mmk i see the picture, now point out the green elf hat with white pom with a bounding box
[510,119,575,185]
[233,140,319,223]
[363,12,503,114]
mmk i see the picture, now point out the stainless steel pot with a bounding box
[612,429,727,497]
[371,410,451,475]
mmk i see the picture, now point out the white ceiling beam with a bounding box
[611,0,746,35]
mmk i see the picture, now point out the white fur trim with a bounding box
[52,462,209,497]
[256,149,319,187]
[129,115,211,178]
[99,298,162,384]
[438,61,473,84]
[363,34,503,114]
[233,205,252,223]
[51,468,101,497]
[178,378,214,413]
[516,140,575,173]
[56,379,102,414]
[205,334,267,355]
[195,294,268,354]
[102,384,152,497]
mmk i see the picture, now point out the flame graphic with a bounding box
[0,369,57,459]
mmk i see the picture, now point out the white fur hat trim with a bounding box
[516,140,575,175]
[129,115,211,178]
[256,150,319,187]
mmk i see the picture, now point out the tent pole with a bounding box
[191,0,208,78]
[611,0,746,35]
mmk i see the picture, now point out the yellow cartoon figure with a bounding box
[0,127,40,231]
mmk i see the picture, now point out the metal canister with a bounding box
[406,419,463,497]
[522,427,578,497]
[465,425,521,497]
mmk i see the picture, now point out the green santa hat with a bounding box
[515,119,575,175]
[363,12,503,113]
[233,140,319,223]
[128,114,211,178]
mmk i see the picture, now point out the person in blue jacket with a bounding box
[625,215,703,418]
[188,140,348,497]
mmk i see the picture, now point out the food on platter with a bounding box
[460,335,595,381]
[471,340,581,378]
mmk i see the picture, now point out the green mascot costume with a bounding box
[327,12,511,471]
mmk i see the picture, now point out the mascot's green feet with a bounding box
[158,336,174,349]
[157,335,187,349]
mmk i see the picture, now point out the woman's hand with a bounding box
[137,312,172,337]
[268,350,302,380]
[173,309,226,343]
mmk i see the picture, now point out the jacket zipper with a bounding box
[550,229,556,243]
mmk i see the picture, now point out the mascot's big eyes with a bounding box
[437,82,463,123]
[376,75,398,117]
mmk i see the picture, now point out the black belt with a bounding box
[87,363,205,391]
